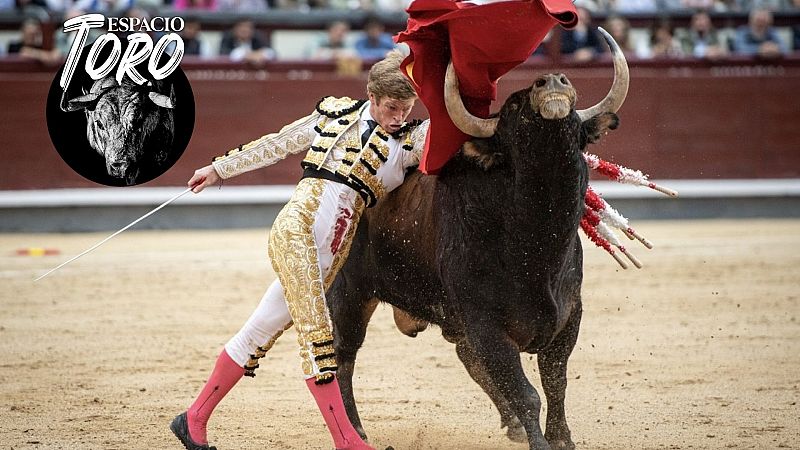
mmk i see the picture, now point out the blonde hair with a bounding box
[366,49,417,101]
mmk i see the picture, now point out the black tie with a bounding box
[361,119,377,147]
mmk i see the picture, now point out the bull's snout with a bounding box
[106,159,140,185]
[535,73,571,90]
[532,73,576,120]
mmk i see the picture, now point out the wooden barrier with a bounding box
[1,56,798,190]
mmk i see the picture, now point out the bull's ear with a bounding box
[463,139,504,171]
[581,112,620,145]
[148,85,176,109]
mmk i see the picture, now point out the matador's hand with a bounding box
[188,165,221,193]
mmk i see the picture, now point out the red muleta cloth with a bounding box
[396,0,578,174]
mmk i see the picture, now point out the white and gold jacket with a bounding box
[212,96,430,207]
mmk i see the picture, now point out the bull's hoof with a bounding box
[506,424,527,443]
[546,439,575,450]
[501,415,527,443]
[545,431,575,450]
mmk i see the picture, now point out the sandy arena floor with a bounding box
[1,219,798,449]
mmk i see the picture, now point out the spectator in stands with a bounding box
[561,6,606,61]
[795,25,800,51]
[74,0,132,13]
[609,0,657,13]
[55,8,102,56]
[172,0,218,10]
[7,18,61,64]
[277,0,325,8]
[733,8,788,57]
[355,16,395,60]
[370,0,411,12]
[680,0,716,10]
[220,19,276,65]
[793,0,800,50]
[568,0,607,12]
[8,0,49,18]
[677,10,729,59]
[181,19,211,58]
[307,20,356,60]
[217,0,268,12]
[44,0,80,12]
[647,19,684,58]
[739,0,792,10]
[604,15,636,56]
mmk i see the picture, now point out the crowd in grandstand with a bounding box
[1,0,798,62]
[559,4,794,59]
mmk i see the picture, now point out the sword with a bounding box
[34,187,194,282]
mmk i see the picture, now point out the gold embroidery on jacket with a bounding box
[212,115,316,179]
[302,108,360,170]
[301,99,424,207]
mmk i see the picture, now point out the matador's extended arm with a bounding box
[211,112,321,179]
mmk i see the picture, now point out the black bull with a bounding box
[61,76,175,186]
[326,30,628,450]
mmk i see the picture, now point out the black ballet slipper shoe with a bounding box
[170,412,217,450]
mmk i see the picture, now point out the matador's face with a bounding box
[368,94,415,134]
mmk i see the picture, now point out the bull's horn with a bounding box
[444,61,498,138]
[60,77,116,112]
[576,27,629,122]
[149,91,174,109]
[59,90,74,112]
[62,92,101,112]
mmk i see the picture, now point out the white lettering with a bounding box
[150,33,183,80]
[61,14,185,90]
[60,13,105,90]
[129,17,142,32]
[106,17,118,32]
[116,33,153,85]
[150,17,164,32]
[169,17,184,32]
[85,34,121,80]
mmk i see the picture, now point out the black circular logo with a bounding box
[46,42,194,186]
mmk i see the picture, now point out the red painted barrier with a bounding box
[1,57,798,190]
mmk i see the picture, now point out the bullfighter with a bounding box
[170,49,428,450]
[171,0,581,447]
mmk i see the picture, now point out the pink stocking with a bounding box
[186,349,245,444]
[306,376,376,450]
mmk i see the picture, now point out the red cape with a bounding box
[395,0,578,174]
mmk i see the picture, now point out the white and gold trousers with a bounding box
[224,177,365,383]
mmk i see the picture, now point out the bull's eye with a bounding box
[535,78,546,88]
[94,120,105,131]
[560,76,569,85]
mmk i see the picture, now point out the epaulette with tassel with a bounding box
[315,96,366,118]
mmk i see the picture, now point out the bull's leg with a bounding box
[455,340,526,443]
[464,322,550,450]
[537,306,581,450]
[330,280,379,441]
